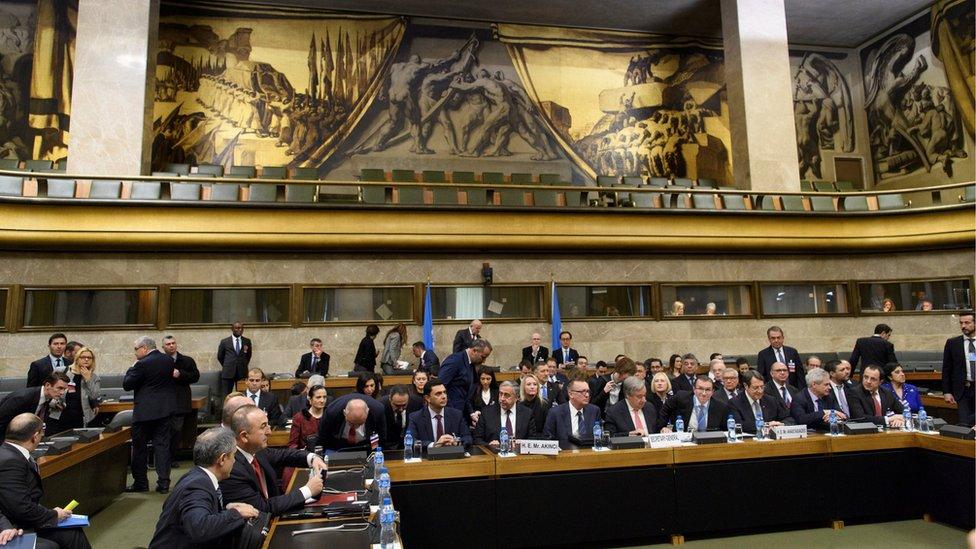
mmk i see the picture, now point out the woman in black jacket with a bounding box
[354,324,380,372]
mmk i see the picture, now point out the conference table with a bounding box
[38,427,132,517]
[99,396,207,450]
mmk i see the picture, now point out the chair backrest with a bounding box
[620,176,643,186]
[25,159,54,172]
[195,164,223,177]
[285,184,317,203]
[963,186,975,202]
[131,181,162,200]
[497,188,524,206]
[759,195,778,211]
[482,172,504,184]
[691,193,716,209]
[877,193,906,210]
[45,178,76,198]
[397,186,424,205]
[259,166,287,179]
[464,187,488,206]
[809,195,835,212]
[648,177,668,187]
[291,167,319,180]
[800,180,813,192]
[452,171,475,184]
[210,183,239,201]
[781,195,805,211]
[631,189,656,208]
[421,170,446,183]
[722,194,749,210]
[170,182,201,201]
[162,163,190,175]
[539,173,562,185]
[360,168,386,182]
[0,175,23,196]
[842,195,869,211]
[151,171,179,177]
[0,158,20,170]
[226,165,256,179]
[596,175,618,187]
[834,180,856,192]
[89,180,122,199]
[391,169,416,182]
[813,181,836,192]
[107,409,134,430]
[671,177,693,188]
[611,183,634,206]
[696,178,717,188]
[432,186,458,205]
[248,183,278,202]
[360,184,386,204]
[510,173,534,184]
[533,189,558,207]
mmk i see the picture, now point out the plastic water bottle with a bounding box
[918,407,929,433]
[380,496,395,548]
[829,409,840,436]
[373,447,384,482]
[378,467,391,502]
[901,400,913,431]
[592,421,603,449]
[726,414,736,442]
[499,426,510,455]
[403,431,414,461]
[675,415,685,433]
[755,416,765,440]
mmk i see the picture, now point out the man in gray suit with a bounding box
[217,322,252,396]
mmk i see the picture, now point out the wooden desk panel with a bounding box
[828,430,916,453]
[98,397,205,414]
[494,446,672,475]
[920,394,957,409]
[914,432,975,458]
[38,427,131,478]
[384,452,495,482]
[269,429,291,448]
[242,370,525,393]
[672,436,831,464]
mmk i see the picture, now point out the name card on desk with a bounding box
[647,433,685,448]
[518,439,559,455]
[770,425,808,440]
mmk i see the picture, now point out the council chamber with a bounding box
[0,0,973,548]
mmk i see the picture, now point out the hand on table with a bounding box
[227,502,259,519]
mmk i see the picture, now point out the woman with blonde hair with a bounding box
[648,371,674,418]
[50,346,101,431]
[380,323,408,375]
[519,373,550,434]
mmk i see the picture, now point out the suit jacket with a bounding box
[757,345,805,388]
[452,328,479,354]
[604,399,658,436]
[543,402,602,449]
[416,350,440,375]
[942,335,971,400]
[713,387,740,404]
[848,385,904,424]
[551,347,579,366]
[656,393,729,432]
[0,442,58,529]
[469,387,498,414]
[438,351,474,414]
[26,355,70,388]
[353,336,376,372]
[850,335,897,373]
[315,393,386,452]
[245,390,283,428]
[173,353,200,415]
[216,336,252,381]
[764,380,799,409]
[521,397,550,438]
[0,387,42,442]
[123,349,177,423]
[790,388,840,430]
[149,466,246,549]
[473,403,535,444]
[295,352,330,378]
[670,374,697,394]
[538,380,564,405]
[219,447,309,516]
[406,406,472,447]
[588,375,626,413]
[381,394,423,450]
[829,382,857,417]
[521,346,549,364]
[728,392,793,434]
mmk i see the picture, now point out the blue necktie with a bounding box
[697,405,706,432]
[541,385,548,400]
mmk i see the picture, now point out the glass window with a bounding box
[660,284,753,317]
[431,286,543,320]
[858,279,972,312]
[169,287,290,325]
[23,288,156,328]
[557,285,653,318]
[303,287,414,323]
[0,288,6,328]
[760,283,849,315]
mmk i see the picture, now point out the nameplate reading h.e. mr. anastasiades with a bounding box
[769,425,808,440]
[518,439,560,455]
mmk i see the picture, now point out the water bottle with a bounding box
[918,407,929,433]
[380,496,395,548]
[499,426,510,455]
[378,467,391,502]
[726,414,736,442]
[829,409,840,436]
[592,420,603,449]
[675,415,685,433]
[403,431,414,461]
[901,400,913,431]
[755,416,765,440]
[373,447,384,482]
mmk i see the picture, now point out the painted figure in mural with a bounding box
[448,69,515,157]
[792,53,854,179]
[493,71,560,161]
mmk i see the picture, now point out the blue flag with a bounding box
[551,282,561,352]
[423,283,435,352]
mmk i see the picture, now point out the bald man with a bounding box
[315,393,386,453]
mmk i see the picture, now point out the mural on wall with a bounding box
[860,0,973,182]
[151,2,405,171]
[0,0,35,161]
[791,52,855,180]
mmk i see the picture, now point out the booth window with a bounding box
[660,284,753,317]
[760,283,849,316]
[430,285,543,321]
[23,288,156,328]
[303,286,414,323]
[169,287,290,325]
[557,285,653,318]
[858,278,973,312]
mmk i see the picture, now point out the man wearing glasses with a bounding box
[658,376,730,433]
[123,336,178,494]
[521,333,549,365]
[543,379,601,449]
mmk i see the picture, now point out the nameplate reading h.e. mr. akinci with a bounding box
[517,439,560,455]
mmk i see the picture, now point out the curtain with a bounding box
[932,0,975,137]
[454,287,483,320]
[29,0,76,161]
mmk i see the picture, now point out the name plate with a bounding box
[647,433,685,448]
[770,425,808,440]
[518,439,560,455]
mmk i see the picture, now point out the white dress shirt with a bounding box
[568,402,584,437]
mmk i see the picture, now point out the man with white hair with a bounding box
[790,368,846,430]
[315,392,386,453]
[605,376,658,436]
[473,381,535,445]
[123,336,178,494]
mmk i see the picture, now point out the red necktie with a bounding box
[435,414,444,439]
[347,424,357,444]
[872,392,882,416]
[632,408,645,432]
[251,459,268,500]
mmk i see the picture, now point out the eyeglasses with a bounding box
[569,389,590,395]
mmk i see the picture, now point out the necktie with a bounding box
[395,410,404,429]
[310,355,317,371]
[28,457,38,474]
[250,392,258,404]
[575,411,583,436]
[216,487,224,509]
[36,400,49,420]
[55,357,62,370]
[967,339,975,381]
[347,424,357,444]
[541,384,548,400]
[696,405,706,432]
[234,338,240,354]
[780,386,791,406]
[632,408,645,432]
[505,411,513,435]
[251,459,268,499]
[753,400,762,419]
[435,414,444,439]
[835,385,849,415]
[776,349,784,364]
[872,392,882,416]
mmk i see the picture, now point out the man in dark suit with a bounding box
[381,385,422,450]
[942,311,975,426]
[474,381,535,445]
[790,368,846,430]
[764,362,799,410]
[217,322,252,396]
[543,379,602,449]
[163,335,200,468]
[824,359,856,417]
[0,508,54,549]
[295,338,330,378]
[411,342,440,374]
[123,336,178,493]
[533,362,565,405]
[149,427,259,548]
[589,358,638,413]
[670,354,700,394]
[242,368,283,428]
[406,378,473,448]
[729,370,793,434]
[452,319,482,353]
[521,333,549,365]
[221,405,326,516]
[605,377,658,436]
[713,367,741,404]
[438,339,493,416]
[0,413,91,549]
[850,324,898,374]
[849,364,905,427]
[756,326,805,388]
[314,393,386,453]
[0,372,68,442]
[26,333,71,388]
[552,331,580,367]
[657,376,730,432]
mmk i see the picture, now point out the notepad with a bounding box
[4,533,36,549]
[305,491,357,507]
[56,514,89,528]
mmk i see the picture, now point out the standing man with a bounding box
[552,331,579,367]
[411,341,440,374]
[64,341,83,365]
[163,335,200,469]
[757,326,805,389]
[850,324,898,374]
[942,311,975,426]
[452,319,482,353]
[0,372,69,441]
[543,379,602,449]
[521,333,549,365]
[473,380,535,445]
[217,322,252,396]
[438,339,493,416]
[589,358,637,413]
[26,333,71,388]
[123,336,178,494]
[295,338,330,378]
